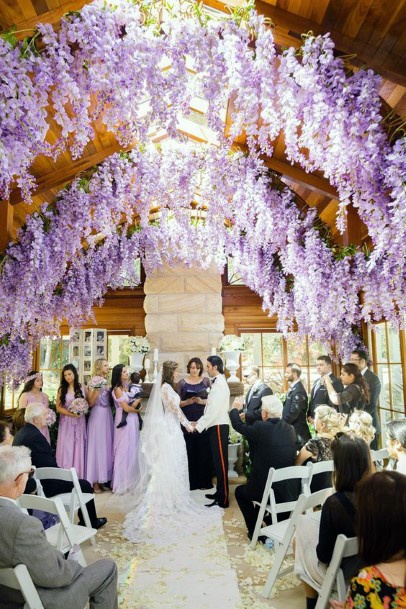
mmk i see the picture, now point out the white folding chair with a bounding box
[0,564,44,609]
[34,467,95,545]
[261,488,332,598]
[303,460,334,495]
[17,494,97,567]
[370,447,389,470]
[250,465,312,548]
[300,534,358,609]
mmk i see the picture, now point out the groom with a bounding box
[195,355,230,508]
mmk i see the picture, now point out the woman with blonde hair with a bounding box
[86,358,114,493]
[296,405,345,491]
[348,409,375,446]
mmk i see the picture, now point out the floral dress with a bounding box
[345,565,406,609]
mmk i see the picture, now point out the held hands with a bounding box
[194,397,205,405]
[189,422,197,433]
[239,412,246,422]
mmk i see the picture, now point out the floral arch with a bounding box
[0,0,405,383]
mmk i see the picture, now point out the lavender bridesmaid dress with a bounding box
[86,385,114,485]
[111,390,140,494]
[55,389,87,478]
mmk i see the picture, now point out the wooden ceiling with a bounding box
[1,0,405,248]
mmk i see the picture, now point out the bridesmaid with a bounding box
[86,358,114,493]
[13,371,50,442]
[110,364,141,494]
[55,363,87,478]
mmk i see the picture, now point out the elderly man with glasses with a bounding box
[0,445,118,609]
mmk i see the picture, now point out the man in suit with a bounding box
[13,404,107,529]
[350,349,382,449]
[282,363,311,450]
[229,395,298,540]
[195,355,230,508]
[308,355,343,422]
[240,366,273,425]
[0,445,118,609]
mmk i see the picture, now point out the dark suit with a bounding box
[283,381,311,450]
[13,424,98,523]
[308,373,343,419]
[363,368,381,450]
[0,498,117,609]
[245,382,273,424]
[229,409,298,537]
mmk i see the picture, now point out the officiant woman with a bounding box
[177,357,212,490]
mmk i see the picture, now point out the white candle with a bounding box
[144,358,150,369]
[153,348,159,361]
[211,347,216,355]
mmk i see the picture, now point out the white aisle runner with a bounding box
[93,491,241,609]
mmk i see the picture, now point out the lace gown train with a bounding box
[123,383,222,544]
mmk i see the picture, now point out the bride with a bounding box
[123,360,222,544]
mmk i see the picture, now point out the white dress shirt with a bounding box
[196,374,230,432]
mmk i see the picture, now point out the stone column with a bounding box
[144,264,224,373]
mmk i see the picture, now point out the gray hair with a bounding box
[0,445,31,483]
[24,403,46,423]
[261,395,283,418]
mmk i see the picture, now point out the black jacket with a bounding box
[245,382,273,424]
[283,381,311,449]
[363,368,381,433]
[229,409,298,501]
[308,374,343,419]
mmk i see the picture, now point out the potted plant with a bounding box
[122,336,150,372]
[228,429,243,478]
[218,335,245,383]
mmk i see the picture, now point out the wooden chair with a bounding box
[17,494,97,567]
[261,488,332,599]
[250,465,312,549]
[33,467,95,545]
[300,534,358,609]
[0,564,44,609]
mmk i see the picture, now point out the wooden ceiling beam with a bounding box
[0,1,89,34]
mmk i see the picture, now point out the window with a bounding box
[368,322,405,431]
[241,331,327,394]
[39,336,70,401]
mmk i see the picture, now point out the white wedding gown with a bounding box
[123,382,222,544]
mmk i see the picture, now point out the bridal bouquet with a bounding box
[45,408,57,427]
[122,336,150,355]
[218,334,245,352]
[87,376,107,390]
[68,398,89,415]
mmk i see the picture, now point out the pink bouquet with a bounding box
[68,398,89,416]
[87,376,107,390]
[45,409,57,427]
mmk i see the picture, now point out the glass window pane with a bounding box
[390,364,404,412]
[265,367,284,395]
[375,327,388,362]
[308,341,329,366]
[300,370,310,394]
[62,337,70,367]
[42,370,61,402]
[39,339,62,370]
[376,364,391,409]
[241,334,257,368]
[388,325,401,362]
[107,335,129,367]
[286,337,308,366]
[262,334,283,366]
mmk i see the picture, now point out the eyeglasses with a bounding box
[15,467,35,481]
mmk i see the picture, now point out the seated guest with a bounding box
[0,445,118,609]
[283,363,311,450]
[0,420,13,446]
[347,409,375,446]
[386,418,406,474]
[13,404,107,529]
[296,405,345,492]
[229,395,298,541]
[331,471,406,609]
[295,432,372,609]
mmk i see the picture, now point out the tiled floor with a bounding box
[83,478,304,608]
